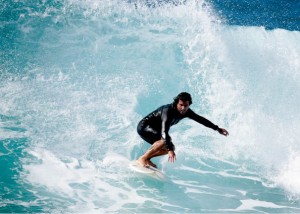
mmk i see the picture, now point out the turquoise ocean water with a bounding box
[1,0,300,212]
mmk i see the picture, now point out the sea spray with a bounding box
[1,0,300,212]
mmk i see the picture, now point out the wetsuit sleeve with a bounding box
[188,109,219,131]
[160,107,173,151]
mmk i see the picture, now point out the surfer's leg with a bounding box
[137,125,163,167]
[146,149,168,168]
[137,139,165,167]
[148,148,168,159]
[146,141,175,167]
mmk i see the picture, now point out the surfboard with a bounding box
[129,161,166,180]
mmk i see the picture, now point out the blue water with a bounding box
[1,0,300,212]
[210,0,300,31]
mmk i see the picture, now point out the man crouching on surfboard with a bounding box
[136,92,229,168]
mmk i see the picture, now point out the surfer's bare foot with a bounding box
[136,158,147,167]
[146,159,157,168]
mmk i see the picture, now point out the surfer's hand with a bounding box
[218,128,229,136]
[168,150,176,163]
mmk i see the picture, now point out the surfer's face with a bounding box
[176,100,190,115]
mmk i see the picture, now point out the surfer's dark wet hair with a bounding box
[173,92,192,105]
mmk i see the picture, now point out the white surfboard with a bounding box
[129,161,166,180]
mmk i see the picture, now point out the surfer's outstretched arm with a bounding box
[187,109,229,136]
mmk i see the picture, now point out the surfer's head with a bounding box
[174,92,192,115]
[173,92,192,105]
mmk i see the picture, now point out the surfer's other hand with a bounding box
[218,128,229,136]
[168,150,176,163]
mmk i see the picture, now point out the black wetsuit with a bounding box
[137,103,219,151]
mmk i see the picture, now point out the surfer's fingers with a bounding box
[168,155,176,163]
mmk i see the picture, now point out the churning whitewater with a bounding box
[1,0,300,212]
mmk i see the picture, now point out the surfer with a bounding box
[136,92,229,168]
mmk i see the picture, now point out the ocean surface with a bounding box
[1,0,300,212]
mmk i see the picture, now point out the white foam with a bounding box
[2,0,300,211]
[236,199,286,211]
[23,149,165,212]
[186,25,300,198]
[24,149,96,196]
[276,152,300,198]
